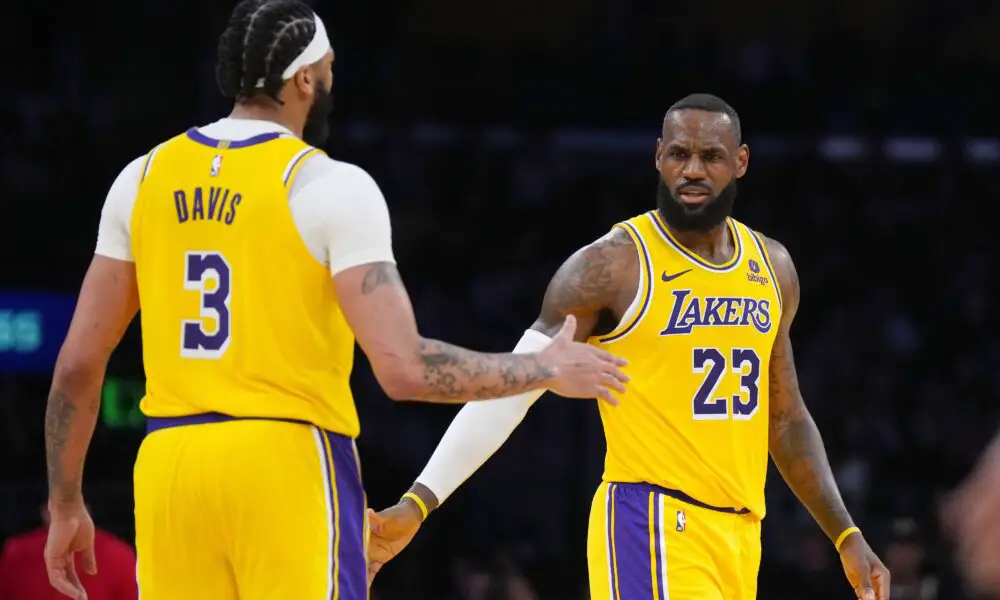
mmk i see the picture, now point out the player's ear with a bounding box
[288,66,316,102]
[735,144,749,179]
[654,138,664,170]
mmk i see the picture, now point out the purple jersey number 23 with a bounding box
[181,251,232,359]
[691,347,761,420]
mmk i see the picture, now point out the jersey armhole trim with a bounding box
[597,221,654,344]
[283,146,323,188]
[745,227,782,312]
[138,145,162,184]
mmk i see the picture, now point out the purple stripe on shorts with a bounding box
[326,431,366,600]
[612,483,659,599]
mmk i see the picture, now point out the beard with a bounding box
[656,176,738,233]
[302,84,333,147]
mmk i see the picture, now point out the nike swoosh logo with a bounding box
[661,269,692,283]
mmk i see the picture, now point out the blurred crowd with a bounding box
[3,1,999,599]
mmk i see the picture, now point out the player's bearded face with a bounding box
[302,81,333,147]
[656,175,737,233]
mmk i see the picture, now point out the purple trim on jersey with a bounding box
[185,127,284,149]
[746,229,783,311]
[284,148,319,186]
[600,221,654,343]
[648,211,743,273]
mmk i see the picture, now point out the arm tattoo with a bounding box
[764,237,854,543]
[357,262,554,401]
[44,386,100,506]
[361,263,403,295]
[533,227,636,337]
[45,391,80,502]
[410,338,554,401]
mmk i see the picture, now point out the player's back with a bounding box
[589,210,782,518]
[132,123,358,436]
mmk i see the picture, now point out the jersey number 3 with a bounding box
[181,251,232,359]
[691,348,760,420]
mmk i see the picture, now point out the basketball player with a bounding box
[41,1,628,599]
[943,430,1000,594]
[367,94,892,600]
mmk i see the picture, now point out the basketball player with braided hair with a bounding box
[41,1,628,598]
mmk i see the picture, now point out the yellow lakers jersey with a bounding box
[590,210,782,518]
[131,127,359,437]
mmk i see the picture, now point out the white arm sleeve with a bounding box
[289,160,396,276]
[415,329,553,503]
[94,155,145,261]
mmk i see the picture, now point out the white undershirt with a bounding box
[94,118,396,275]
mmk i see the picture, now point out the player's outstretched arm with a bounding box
[365,228,638,585]
[764,237,890,600]
[335,260,628,404]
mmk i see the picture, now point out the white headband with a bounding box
[256,12,331,88]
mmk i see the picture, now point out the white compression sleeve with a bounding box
[414,329,553,504]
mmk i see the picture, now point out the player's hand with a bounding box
[44,500,97,600]
[941,433,1000,594]
[838,533,890,600]
[366,501,422,587]
[539,315,629,404]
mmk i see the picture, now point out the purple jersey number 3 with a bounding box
[181,251,232,359]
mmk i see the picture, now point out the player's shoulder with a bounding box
[757,232,792,270]
[119,153,148,181]
[574,225,639,269]
[748,228,799,309]
[295,154,383,195]
[735,220,792,270]
[548,224,639,299]
[301,154,378,183]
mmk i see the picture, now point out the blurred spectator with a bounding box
[884,518,939,600]
[0,505,137,600]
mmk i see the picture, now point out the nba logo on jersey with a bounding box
[210,155,223,177]
[676,510,686,532]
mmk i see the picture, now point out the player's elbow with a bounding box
[52,346,106,390]
[371,356,424,401]
[378,371,423,401]
[365,335,440,401]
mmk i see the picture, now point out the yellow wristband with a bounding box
[401,492,428,521]
[834,526,861,551]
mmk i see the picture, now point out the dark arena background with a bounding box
[3,1,999,599]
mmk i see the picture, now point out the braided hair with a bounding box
[215,0,321,104]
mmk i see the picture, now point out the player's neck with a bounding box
[228,102,304,139]
[667,221,732,264]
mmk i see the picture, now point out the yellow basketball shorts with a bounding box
[587,482,761,600]
[134,414,367,600]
